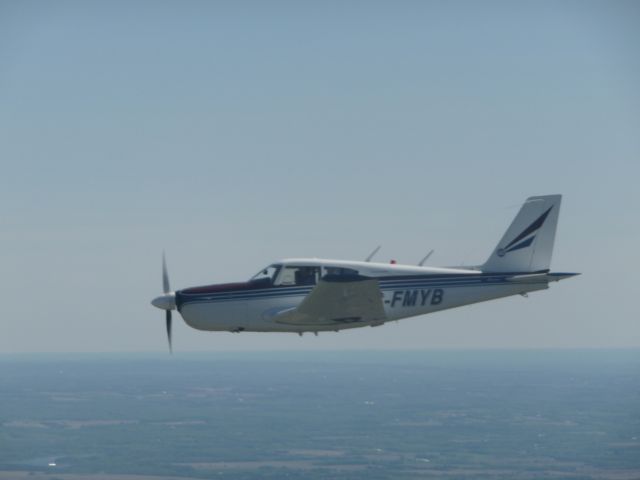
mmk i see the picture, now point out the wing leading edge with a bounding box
[274,275,386,327]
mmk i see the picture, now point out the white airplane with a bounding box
[152,195,578,351]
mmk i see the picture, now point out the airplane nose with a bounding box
[151,292,176,310]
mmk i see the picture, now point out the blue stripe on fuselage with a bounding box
[175,272,548,308]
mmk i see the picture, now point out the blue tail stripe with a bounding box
[505,236,535,253]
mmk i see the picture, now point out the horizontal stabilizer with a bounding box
[507,273,549,283]
[546,272,580,282]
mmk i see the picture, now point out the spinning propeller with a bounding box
[151,253,176,353]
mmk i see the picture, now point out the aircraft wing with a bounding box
[274,275,386,327]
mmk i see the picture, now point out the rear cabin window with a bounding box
[323,267,359,277]
[275,266,321,286]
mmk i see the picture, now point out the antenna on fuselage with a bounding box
[365,245,381,262]
[418,249,434,266]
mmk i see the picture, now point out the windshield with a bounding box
[250,264,281,284]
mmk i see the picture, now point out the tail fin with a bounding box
[482,195,562,273]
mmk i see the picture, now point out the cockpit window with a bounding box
[274,266,320,286]
[250,264,281,285]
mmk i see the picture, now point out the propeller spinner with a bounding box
[151,253,176,353]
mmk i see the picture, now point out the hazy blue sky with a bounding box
[1,1,638,352]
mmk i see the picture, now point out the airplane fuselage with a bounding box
[174,259,563,334]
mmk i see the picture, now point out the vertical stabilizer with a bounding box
[482,195,562,273]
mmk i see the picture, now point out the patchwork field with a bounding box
[1,350,639,479]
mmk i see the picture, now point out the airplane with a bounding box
[151,194,578,351]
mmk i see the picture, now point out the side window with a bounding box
[323,267,359,277]
[275,266,320,286]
